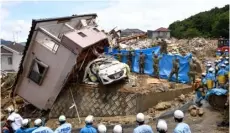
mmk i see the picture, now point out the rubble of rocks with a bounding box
[188,105,204,117]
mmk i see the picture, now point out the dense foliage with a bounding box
[169,5,229,38]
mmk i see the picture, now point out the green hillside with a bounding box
[169,5,229,39]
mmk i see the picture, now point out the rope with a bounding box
[69,87,81,123]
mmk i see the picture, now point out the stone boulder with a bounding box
[155,102,171,111]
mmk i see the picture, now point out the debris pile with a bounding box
[188,105,204,117]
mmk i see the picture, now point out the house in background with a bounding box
[147,27,170,39]
[1,43,25,72]
[120,28,145,37]
[12,14,109,110]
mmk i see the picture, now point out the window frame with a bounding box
[28,58,49,85]
[8,57,12,65]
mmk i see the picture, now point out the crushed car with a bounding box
[83,55,130,85]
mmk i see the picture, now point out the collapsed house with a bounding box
[11,14,109,110]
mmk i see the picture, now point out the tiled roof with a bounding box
[1,46,12,54]
[4,43,25,53]
[154,27,170,32]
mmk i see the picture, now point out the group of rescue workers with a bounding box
[2,107,191,133]
[194,49,229,127]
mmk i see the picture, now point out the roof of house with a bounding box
[11,13,98,96]
[121,28,145,34]
[154,27,170,32]
[3,43,25,53]
[1,46,12,54]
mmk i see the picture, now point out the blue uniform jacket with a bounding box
[217,68,227,76]
[133,124,154,133]
[80,125,97,133]
[173,122,191,133]
[32,126,53,133]
[206,73,216,81]
[54,123,72,133]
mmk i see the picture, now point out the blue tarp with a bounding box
[205,88,228,100]
[104,46,192,83]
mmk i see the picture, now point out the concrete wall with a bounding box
[16,40,76,110]
[1,54,13,71]
[49,85,192,118]
[12,53,22,71]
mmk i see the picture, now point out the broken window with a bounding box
[28,59,48,85]
[8,57,12,65]
[93,28,100,32]
[78,32,87,37]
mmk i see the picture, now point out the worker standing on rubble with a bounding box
[32,119,53,133]
[115,50,123,62]
[173,110,191,133]
[80,115,97,133]
[206,68,216,89]
[160,39,168,54]
[139,51,146,74]
[133,113,154,133]
[169,58,180,83]
[156,119,167,133]
[2,116,14,133]
[126,50,134,71]
[7,107,23,131]
[113,125,123,133]
[54,115,72,133]
[217,64,228,88]
[188,58,197,84]
[153,53,162,78]
[97,124,107,133]
[201,73,207,88]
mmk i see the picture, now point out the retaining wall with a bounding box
[49,84,192,118]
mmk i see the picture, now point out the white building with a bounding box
[1,43,24,72]
[147,27,170,39]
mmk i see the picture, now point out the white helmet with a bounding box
[224,61,229,64]
[214,60,218,63]
[136,113,145,122]
[174,110,184,119]
[7,107,14,113]
[202,73,206,76]
[220,56,223,59]
[218,59,221,62]
[208,67,214,72]
[207,63,211,67]
[157,119,167,132]
[207,61,212,64]
[85,115,94,124]
[34,119,42,126]
[113,125,122,133]
[226,56,229,59]
[225,49,228,52]
[221,64,226,67]
[7,115,14,121]
[218,49,221,52]
[22,119,29,126]
[98,124,107,133]
[59,115,66,122]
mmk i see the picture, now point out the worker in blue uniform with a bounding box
[173,110,191,133]
[217,64,228,88]
[54,115,72,133]
[206,63,212,74]
[133,113,154,133]
[16,119,37,133]
[32,119,53,133]
[80,115,97,133]
[216,49,222,58]
[206,68,216,89]
[224,49,229,57]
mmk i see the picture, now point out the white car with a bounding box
[83,55,129,85]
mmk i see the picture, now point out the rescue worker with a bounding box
[97,124,107,133]
[2,116,14,133]
[7,107,23,131]
[80,115,97,133]
[156,119,167,133]
[201,73,207,88]
[214,60,219,76]
[139,51,146,74]
[206,67,216,90]
[115,50,122,62]
[169,58,180,83]
[31,119,53,133]
[206,63,212,74]
[133,113,154,133]
[216,49,222,58]
[126,50,134,71]
[160,39,167,54]
[113,125,122,133]
[195,84,206,107]
[16,119,37,133]
[54,115,72,133]
[173,110,191,133]
[216,64,228,88]
[153,53,162,78]
[188,58,197,84]
[224,49,229,57]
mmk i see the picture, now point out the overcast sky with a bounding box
[0,0,229,42]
